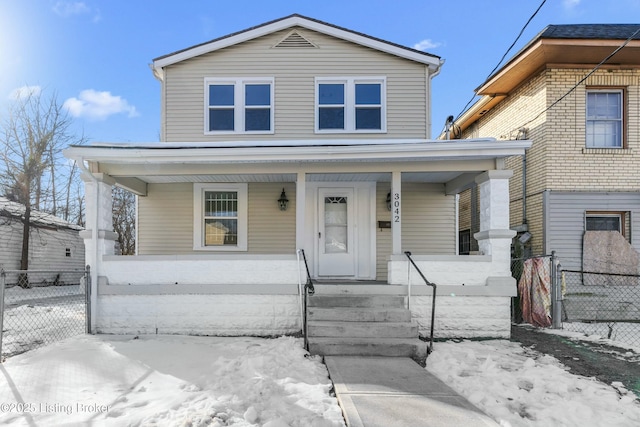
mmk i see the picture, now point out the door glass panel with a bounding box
[324,196,347,253]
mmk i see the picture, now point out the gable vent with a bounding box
[275,31,317,48]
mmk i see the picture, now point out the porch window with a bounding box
[205,78,274,134]
[316,77,386,133]
[586,89,623,148]
[193,183,248,251]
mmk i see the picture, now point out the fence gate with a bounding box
[0,268,88,359]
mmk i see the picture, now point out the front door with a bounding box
[318,187,356,277]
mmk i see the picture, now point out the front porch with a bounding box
[93,253,515,339]
[64,138,530,339]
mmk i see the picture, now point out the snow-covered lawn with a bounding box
[427,339,640,427]
[0,335,344,426]
[1,303,85,357]
[1,285,85,357]
[3,284,83,304]
[1,333,639,426]
[561,321,640,349]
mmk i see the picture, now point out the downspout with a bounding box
[518,128,529,226]
[77,157,99,334]
[522,150,527,225]
[426,59,445,139]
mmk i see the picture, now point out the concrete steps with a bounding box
[307,291,427,359]
[308,321,418,338]
[308,307,411,322]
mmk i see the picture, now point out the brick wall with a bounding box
[460,67,640,255]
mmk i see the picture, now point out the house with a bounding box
[453,24,640,272]
[0,197,85,284]
[63,14,530,347]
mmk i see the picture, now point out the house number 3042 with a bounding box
[393,192,400,223]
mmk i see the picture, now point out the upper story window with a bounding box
[205,78,274,134]
[316,77,386,133]
[586,89,623,148]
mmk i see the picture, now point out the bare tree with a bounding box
[112,186,136,255]
[0,89,86,272]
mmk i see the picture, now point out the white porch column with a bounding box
[391,171,402,255]
[474,170,516,276]
[79,172,118,333]
[296,172,306,250]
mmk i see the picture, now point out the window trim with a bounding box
[315,76,387,134]
[193,183,248,251]
[585,87,626,149]
[204,77,274,135]
[585,211,625,236]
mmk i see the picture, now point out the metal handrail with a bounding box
[404,251,437,354]
[298,249,315,351]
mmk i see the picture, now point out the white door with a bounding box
[318,187,356,277]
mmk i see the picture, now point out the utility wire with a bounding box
[508,25,640,136]
[450,0,548,126]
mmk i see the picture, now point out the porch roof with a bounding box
[63,138,530,195]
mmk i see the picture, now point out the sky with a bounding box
[1,0,639,143]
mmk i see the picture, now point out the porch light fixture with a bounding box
[386,192,391,211]
[278,188,289,211]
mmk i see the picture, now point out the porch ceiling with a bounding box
[134,171,462,184]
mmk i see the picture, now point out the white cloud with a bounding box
[64,89,139,121]
[8,85,42,100]
[52,1,90,17]
[563,0,581,9]
[413,39,441,51]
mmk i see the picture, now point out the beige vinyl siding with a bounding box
[401,183,456,255]
[163,27,428,141]
[247,183,296,254]
[376,183,456,280]
[137,182,296,255]
[138,183,194,254]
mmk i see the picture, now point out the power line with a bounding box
[450,0,548,126]
[508,25,640,136]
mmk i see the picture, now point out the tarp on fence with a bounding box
[518,257,551,327]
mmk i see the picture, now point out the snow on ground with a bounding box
[2,333,640,426]
[426,339,640,427]
[1,285,85,358]
[0,335,345,427]
[558,321,640,351]
[1,303,84,356]
[3,285,83,304]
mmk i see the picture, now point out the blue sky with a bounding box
[1,0,639,142]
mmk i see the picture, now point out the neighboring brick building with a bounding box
[453,24,640,268]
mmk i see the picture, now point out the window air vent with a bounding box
[275,31,317,48]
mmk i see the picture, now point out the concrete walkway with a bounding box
[325,356,499,427]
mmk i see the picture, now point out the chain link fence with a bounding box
[1,268,88,359]
[562,269,640,347]
[512,255,640,348]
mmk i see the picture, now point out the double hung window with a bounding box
[316,77,386,132]
[193,183,248,251]
[206,78,274,134]
[586,89,623,148]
